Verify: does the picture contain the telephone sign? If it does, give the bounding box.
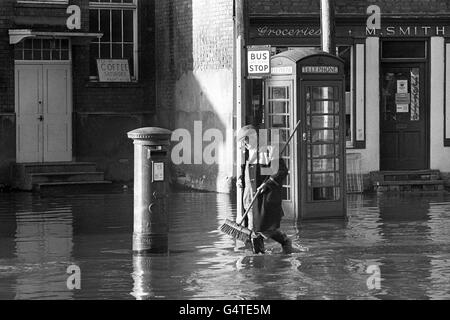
[247,45,271,78]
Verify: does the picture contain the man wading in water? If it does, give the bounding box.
[237,125,294,254]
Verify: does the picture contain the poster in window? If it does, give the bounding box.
[397,80,408,94]
[396,104,409,113]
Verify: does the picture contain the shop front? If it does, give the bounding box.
[239,15,450,220]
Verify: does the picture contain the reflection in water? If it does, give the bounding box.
[8,193,73,300]
[131,254,170,300]
[1,190,450,299]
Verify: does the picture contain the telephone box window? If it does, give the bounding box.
[306,85,342,201]
[266,83,293,201]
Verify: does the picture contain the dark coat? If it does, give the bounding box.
[239,155,288,233]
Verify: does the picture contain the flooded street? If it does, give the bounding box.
[1,189,450,300]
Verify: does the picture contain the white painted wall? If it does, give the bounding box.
[430,37,450,171]
[174,69,235,193]
[349,37,380,174]
[447,43,450,141]
[355,43,365,142]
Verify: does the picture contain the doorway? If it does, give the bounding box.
[299,81,346,218]
[15,62,73,163]
[380,63,428,170]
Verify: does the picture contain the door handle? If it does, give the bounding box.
[38,115,44,121]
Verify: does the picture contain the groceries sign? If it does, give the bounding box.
[247,45,271,78]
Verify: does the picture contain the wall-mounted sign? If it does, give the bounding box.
[271,66,293,75]
[97,59,131,82]
[152,162,165,182]
[367,26,447,37]
[250,24,449,39]
[302,66,339,74]
[254,26,321,38]
[247,45,271,78]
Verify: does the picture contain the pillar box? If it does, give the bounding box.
[127,127,172,254]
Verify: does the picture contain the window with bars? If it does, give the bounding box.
[14,39,70,61]
[89,0,137,80]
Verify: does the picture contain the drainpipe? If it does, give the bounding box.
[234,0,247,222]
[320,0,336,55]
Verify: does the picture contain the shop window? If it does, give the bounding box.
[89,0,137,80]
[14,38,70,61]
[337,46,353,146]
[382,41,426,59]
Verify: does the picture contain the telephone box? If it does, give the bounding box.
[264,49,347,221]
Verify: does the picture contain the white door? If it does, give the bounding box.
[16,63,72,163]
[15,65,43,163]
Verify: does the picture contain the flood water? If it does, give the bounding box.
[1,188,450,300]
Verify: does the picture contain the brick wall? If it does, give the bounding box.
[0,0,16,183]
[249,0,450,15]
[0,0,14,114]
[0,0,157,184]
[13,0,86,32]
[155,0,235,192]
[72,0,156,182]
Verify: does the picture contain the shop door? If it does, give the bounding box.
[380,64,427,170]
[300,82,346,218]
[16,63,72,163]
[265,80,297,218]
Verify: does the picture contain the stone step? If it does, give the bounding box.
[377,170,440,175]
[371,170,441,182]
[33,181,113,192]
[374,180,445,186]
[29,172,105,185]
[16,162,98,174]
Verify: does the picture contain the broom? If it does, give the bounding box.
[220,119,302,242]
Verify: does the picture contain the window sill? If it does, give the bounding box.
[85,80,144,89]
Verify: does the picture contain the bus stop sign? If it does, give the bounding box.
[247,45,271,78]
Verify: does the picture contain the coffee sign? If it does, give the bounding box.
[97,59,131,82]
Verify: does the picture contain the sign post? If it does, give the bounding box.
[247,45,271,78]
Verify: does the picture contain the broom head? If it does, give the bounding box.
[220,219,252,242]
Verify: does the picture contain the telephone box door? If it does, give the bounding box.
[299,81,346,219]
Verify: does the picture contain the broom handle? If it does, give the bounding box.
[238,187,263,225]
[238,119,301,226]
[280,119,301,156]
